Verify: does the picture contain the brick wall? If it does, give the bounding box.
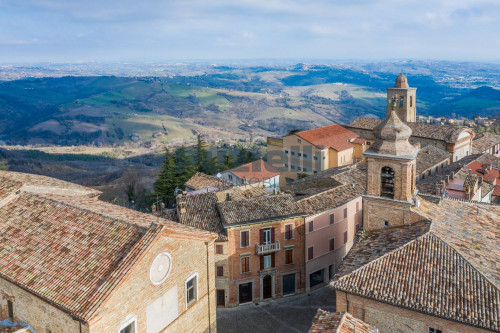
[226,217,305,307]
[336,291,491,333]
[0,278,88,333]
[214,240,229,307]
[88,231,216,333]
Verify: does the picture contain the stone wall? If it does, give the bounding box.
[363,196,414,230]
[0,278,89,333]
[88,231,216,333]
[336,291,491,333]
[214,241,230,307]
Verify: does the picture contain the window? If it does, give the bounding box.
[356,202,359,212]
[308,246,314,260]
[297,167,301,171]
[381,166,395,198]
[261,228,273,244]
[216,266,224,276]
[298,139,302,143]
[329,238,335,251]
[291,165,295,170]
[284,224,293,240]
[313,170,317,174]
[314,156,318,160]
[185,274,198,307]
[240,230,249,248]
[343,231,348,244]
[291,151,295,156]
[428,328,442,333]
[298,153,302,157]
[343,208,347,219]
[384,220,389,227]
[217,290,225,306]
[241,256,250,273]
[285,150,289,154]
[119,321,136,333]
[7,300,13,320]
[118,315,137,333]
[216,245,223,254]
[285,248,294,264]
[303,167,307,172]
[308,221,314,232]
[228,174,233,180]
[329,214,335,224]
[303,154,308,158]
[263,255,272,268]
[285,163,288,168]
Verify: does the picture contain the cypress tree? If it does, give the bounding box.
[153,148,177,206]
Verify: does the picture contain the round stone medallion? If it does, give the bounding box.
[150,252,172,285]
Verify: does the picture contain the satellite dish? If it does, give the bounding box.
[150,252,172,285]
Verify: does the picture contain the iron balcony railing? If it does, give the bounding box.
[256,241,280,255]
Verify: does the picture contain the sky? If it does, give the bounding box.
[0,0,499,63]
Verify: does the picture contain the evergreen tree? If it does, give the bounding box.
[174,146,196,187]
[194,135,207,171]
[153,148,177,206]
[236,147,248,165]
[245,151,254,163]
[223,153,233,170]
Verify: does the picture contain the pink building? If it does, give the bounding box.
[289,165,366,292]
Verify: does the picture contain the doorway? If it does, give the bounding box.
[282,274,295,295]
[263,275,272,299]
[239,282,252,304]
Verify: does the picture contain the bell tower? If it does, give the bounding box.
[363,100,419,231]
[386,73,417,122]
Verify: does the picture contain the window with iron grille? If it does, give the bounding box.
[216,266,224,276]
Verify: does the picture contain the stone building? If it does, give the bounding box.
[415,144,451,181]
[347,74,475,162]
[0,171,218,333]
[329,108,500,333]
[219,159,280,192]
[472,132,500,156]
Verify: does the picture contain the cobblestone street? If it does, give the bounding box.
[217,286,336,333]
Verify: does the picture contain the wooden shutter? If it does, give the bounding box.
[271,253,275,267]
[329,238,335,251]
[260,256,264,270]
[330,214,334,224]
[309,221,314,232]
[271,227,275,243]
[308,247,313,260]
[260,229,264,244]
[344,208,347,218]
[344,231,348,244]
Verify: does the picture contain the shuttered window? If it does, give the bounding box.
[329,214,335,224]
[216,245,223,254]
[285,224,293,240]
[329,238,335,252]
[344,208,348,218]
[216,266,224,277]
[308,246,314,260]
[240,231,249,248]
[241,256,250,273]
[308,221,314,232]
[285,248,293,264]
[344,231,348,244]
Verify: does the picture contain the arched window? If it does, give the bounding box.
[381,167,395,198]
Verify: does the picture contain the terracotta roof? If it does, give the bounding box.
[296,167,366,215]
[473,132,500,154]
[348,118,474,143]
[0,178,22,202]
[0,193,162,322]
[185,172,225,191]
[0,171,100,197]
[351,137,366,144]
[217,194,305,226]
[416,145,451,175]
[466,154,500,197]
[214,186,270,202]
[331,198,500,332]
[294,125,358,151]
[225,159,279,181]
[176,191,227,240]
[309,310,378,333]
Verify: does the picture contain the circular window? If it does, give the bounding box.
[149,252,172,285]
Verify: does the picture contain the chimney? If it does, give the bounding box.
[226,192,232,201]
[179,202,186,214]
[468,169,472,175]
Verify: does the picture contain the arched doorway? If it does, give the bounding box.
[381,167,395,198]
[263,275,272,299]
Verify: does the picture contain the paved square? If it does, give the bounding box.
[217,286,336,333]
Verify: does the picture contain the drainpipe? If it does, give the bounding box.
[205,241,212,333]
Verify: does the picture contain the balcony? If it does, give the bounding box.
[256,241,280,255]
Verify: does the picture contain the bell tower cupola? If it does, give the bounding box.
[386,73,417,122]
[363,99,419,230]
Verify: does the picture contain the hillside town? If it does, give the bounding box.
[1,75,500,333]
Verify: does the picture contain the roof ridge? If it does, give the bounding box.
[31,193,149,231]
[332,226,431,284]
